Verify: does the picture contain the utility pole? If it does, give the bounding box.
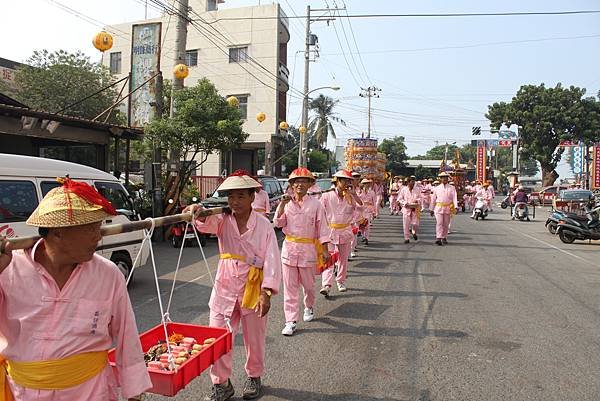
[164,0,188,218]
[359,86,381,138]
[298,5,342,167]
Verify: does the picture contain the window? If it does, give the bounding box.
[229,95,248,119]
[0,180,38,223]
[95,181,136,219]
[206,0,217,11]
[109,52,122,74]
[229,47,248,63]
[41,181,62,197]
[185,49,198,67]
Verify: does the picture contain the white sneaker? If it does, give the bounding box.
[350,252,357,258]
[319,286,331,297]
[281,322,296,336]
[303,308,314,322]
[337,282,347,292]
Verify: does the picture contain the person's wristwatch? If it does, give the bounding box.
[262,288,272,298]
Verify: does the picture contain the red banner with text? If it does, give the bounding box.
[476,143,486,182]
[593,145,600,190]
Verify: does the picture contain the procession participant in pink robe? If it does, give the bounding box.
[350,172,362,258]
[358,179,377,243]
[251,185,270,218]
[485,180,496,211]
[0,178,150,401]
[421,178,433,211]
[430,172,458,246]
[273,168,330,336]
[398,176,422,243]
[319,170,362,296]
[389,177,402,215]
[185,170,281,401]
[373,181,383,218]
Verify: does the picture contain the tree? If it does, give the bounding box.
[413,144,459,160]
[308,94,345,149]
[7,50,124,123]
[378,136,408,175]
[145,78,247,211]
[307,149,337,173]
[414,164,434,180]
[487,83,600,186]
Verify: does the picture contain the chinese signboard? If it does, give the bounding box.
[499,140,512,148]
[558,140,579,147]
[498,130,517,140]
[593,145,600,190]
[129,22,162,127]
[476,141,487,182]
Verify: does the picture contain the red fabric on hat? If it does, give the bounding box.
[60,177,117,217]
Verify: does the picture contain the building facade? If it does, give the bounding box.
[103,0,290,177]
[0,57,23,91]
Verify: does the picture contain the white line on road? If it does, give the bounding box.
[503,225,597,268]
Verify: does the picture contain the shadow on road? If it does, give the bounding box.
[265,386,426,401]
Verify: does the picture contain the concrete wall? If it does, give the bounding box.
[103,1,289,176]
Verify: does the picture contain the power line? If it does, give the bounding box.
[341,6,372,84]
[201,10,600,23]
[331,6,368,85]
[328,10,362,87]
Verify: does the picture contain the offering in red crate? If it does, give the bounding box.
[109,322,232,397]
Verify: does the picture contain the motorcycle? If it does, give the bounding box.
[170,197,208,248]
[473,196,489,220]
[513,202,530,221]
[500,194,512,209]
[555,202,600,244]
[545,209,587,234]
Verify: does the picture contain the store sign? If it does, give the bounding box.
[558,140,579,147]
[592,145,600,190]
[129,22,162,127]
[476,143,486,182]
[498,130,517,140]
[499,140,512,147]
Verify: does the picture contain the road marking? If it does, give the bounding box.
[503,225,597,267]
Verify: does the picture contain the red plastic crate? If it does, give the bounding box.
[108,322,232,397]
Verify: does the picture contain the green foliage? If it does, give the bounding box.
[414,164,434,180]
[308,94,345,149]
[307,149,337,173]
[520,158,539,177]
[377,136,408,175]
[487,83,600,185]
[10,50,124,123]
[145,78,248,194]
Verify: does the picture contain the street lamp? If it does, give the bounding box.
[298,85,341,167]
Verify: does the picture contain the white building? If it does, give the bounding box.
[102,0,290,177]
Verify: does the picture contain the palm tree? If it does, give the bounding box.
[308,94,345,149]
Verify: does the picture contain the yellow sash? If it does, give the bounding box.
[435,202,453,207]
[220,253,264,310]
[1,350,108,400]
[329,223,350,229]
[284,235,327,271]
[253,208,266,213]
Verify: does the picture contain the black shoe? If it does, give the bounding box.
[364,239,369,246]
[204,379,235,401]
[442,238,448,244]
[435,240,443,246]
[413,232,418,241]
[242,377,262,400]
[404,239,410,244]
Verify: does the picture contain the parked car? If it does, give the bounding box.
[201,175,284,219]
[278,178,289,193]
[315,178,333,192]
[531,185,569,206]
[0,154,149,283]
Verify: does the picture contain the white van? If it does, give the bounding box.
[0,154,149,282]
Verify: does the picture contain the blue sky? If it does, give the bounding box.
[2,0,599,176]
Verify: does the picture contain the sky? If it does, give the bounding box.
[2,0,599,177]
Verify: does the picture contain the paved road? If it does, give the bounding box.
[129,203,600,401]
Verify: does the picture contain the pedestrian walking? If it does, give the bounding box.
[186,170,282,401]
[357,178,377,245]
[319,170,362,296]
[430,172,458,246]
[273,168,330,336]
[251,184,270,218]
[399,176,422,243]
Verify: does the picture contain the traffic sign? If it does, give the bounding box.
[472,126,481,136]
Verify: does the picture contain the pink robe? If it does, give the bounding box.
[194,211,281,384]
[320,190,358,287]
[398,185,422,240]
[0,240,151,401]
[251,189,270,216]
[431,184,458,239]
[274,196,330,322]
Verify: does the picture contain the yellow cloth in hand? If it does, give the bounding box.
[219,253,265,310]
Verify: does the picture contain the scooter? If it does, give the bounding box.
[555,202,600,244]
[473,196,489,220]
[500,194,512,209]
[170,198,208,248]
[513,202,530,221]
[545,209,587,234]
